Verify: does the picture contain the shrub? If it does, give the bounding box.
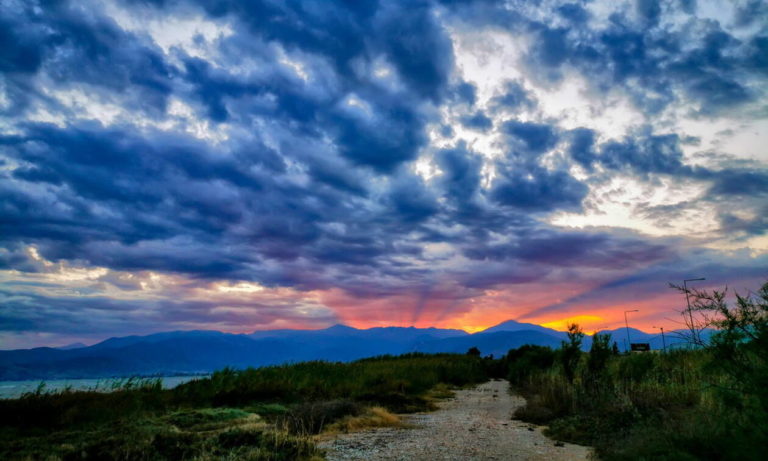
[560,323,584,383]
[280,400,362,435]
[0,353,491,460]
[587,332,612,375]
[509,278,768,461]
[506,345,556,385]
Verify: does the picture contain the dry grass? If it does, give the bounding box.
[324,406,403,434]
[426,382,456,400]
[1,354,491,460]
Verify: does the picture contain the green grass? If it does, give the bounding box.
[8,315,764,460]
[509,347,766,460]
[0,353,490,460]
[508,280,768,460]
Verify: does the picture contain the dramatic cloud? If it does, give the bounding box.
[1,0,766,348]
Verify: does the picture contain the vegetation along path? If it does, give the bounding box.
[319,379,591,461]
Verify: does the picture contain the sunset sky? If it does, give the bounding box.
[1,0,767,349]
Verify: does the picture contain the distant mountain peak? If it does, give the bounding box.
[325,324,357,331]
[483,319,560,335]
[57,342,87,350]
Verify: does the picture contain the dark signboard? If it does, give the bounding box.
[631,343,651,352]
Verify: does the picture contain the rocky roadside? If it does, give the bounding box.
[318,379,591,461]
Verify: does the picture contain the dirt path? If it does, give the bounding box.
[318,379,591,461]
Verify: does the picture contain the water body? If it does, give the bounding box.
[0,375,208,399]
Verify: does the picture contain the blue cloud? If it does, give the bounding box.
[452,81,478,106]
[491,165,587,212]
[599,132,690,176]
[460,112,493,131]
[435,143,483,202]
[567,128,597,170]
[0,0,766,344]
[464,230,669,269]
[490,80,535,112]
[708,169,768,196]
[557,3,589,24]
[503,120,559,154]
[636,0,662,26]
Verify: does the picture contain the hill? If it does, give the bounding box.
[0,321,706,379]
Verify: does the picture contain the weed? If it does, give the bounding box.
[0,353,489,460]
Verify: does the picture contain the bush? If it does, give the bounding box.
[560,323,584,383]
[280,400,362,435]
[508,279,768,461]
[0,353,491,460]
[506,345,556,385]
[587,332,612,375]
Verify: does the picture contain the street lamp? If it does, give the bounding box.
[653,325,667,353]
[624,309,639,352]
[683,278,706,344]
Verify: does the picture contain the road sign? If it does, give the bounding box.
[631,343,651,352]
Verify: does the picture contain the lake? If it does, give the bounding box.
[0,375,208,399]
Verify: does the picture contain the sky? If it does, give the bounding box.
[0,0,767,349]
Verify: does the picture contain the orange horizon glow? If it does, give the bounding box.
[315,281,694,335]
[241,317,668,335]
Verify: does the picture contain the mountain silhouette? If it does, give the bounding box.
[0,321,710,380]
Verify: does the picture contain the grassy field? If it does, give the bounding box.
[0,353,490,460]
[3,281,765,460]
[508,281,768,461]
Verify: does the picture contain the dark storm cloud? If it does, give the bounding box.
[458,263,550,290]
[598,132,692,177]
[502,120,559,154]
[707,169,768,197]
[459,111,493,131]
[0,245,41,272]
[556,3,590,24]
[435,143,483,203]
[165,1,449,173]
[0,0,766,343]
[490,168,588,212]
[1,122,309,277]
[0,118,440,290]
[442,0,767,115]
[0,0,174,117]
[567,128,597,170]
[387,173,440,224]
[718,210,768,236]
[329,99,429,172]
[463,230,669,269]
[0,288,338,336]
[377,1,455,102]
[490,133,588,213]
[452,81,478,106]
[562,127,711,179]
[489,80,535,112]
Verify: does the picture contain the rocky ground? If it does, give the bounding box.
[318,379,591,461]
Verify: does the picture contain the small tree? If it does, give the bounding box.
[506,345,556,385]
[560,323,584,383]
[670,281,713,347]
[587,332,612,375]
[466,346,481,357]
[684,281,768,411]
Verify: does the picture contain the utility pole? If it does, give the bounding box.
[653,326,667,353]
[683,278,706,345]
[624,309,639,352]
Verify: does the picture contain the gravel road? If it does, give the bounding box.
[318,379,591,461]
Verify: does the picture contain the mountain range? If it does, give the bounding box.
[0,321,703,380]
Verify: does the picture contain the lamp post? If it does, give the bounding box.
[624,309,639,352]
[653,325,667,353]
[683,278,706,345]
